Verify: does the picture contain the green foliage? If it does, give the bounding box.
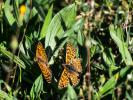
[109,24,132,65]
[30,75,43,100]
[0,44,26,69]
[61,85,77,100]
[39,5,53,40]
[0,0,133,99]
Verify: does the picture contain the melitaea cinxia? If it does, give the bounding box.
[58,43,82,89]
[35,42,52,83]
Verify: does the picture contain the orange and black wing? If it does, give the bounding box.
[69,71,80,86]
[36,42,52,83]
[66,43,76,64]
[72,58,82,73]
[58,42,81,89]
[37,62,52,83]
[36,42,48,62]
[58,68,69,89]
[66,43,82,86]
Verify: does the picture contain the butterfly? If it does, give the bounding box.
[35,42,52,83]
[58,43,82,89]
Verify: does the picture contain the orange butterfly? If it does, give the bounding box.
[35,42,52,83]
[58,43,82,89]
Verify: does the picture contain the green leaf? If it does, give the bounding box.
[4,0,15,25]
[126,92,132,100]
[48,38,67,64]
[109,24,133,65]
[39,5,53,40]
[12,0,19,26]
[99,76,116,97]
[98,66,132,97]
[102,48,118,76]
[102,49,115,66]
[30,75,43,100]
[0,90,17,100]
[77,30,84,46]
[0,45,26,69]
[0,90,10,100]
[61,84,77,100]
[45,4,76,50]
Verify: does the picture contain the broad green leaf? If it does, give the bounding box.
[4,0,15,25]
[30,75,43,100]
[0,46,26,69]
[45,4,76,50]
[109,24,132,65]
[39,5,53,40]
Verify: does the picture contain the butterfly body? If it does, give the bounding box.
[58,43,82,89]
[62,63,80,74]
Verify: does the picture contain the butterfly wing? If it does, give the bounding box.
[36,42,52,83]
[66,43,81,87]
[58,43,81,89]
[38,62,52,83]
[72,58,82,73]
[69,71,80,87]
[58,68,69,89]
[66,43,76,64]
[36,42,48,63]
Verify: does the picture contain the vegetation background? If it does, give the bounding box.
[0,0,133,99]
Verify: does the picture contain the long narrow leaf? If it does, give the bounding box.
[98,66,132,97]
[39,5,53,40]
[30,75,43,100]
[0,46,26,69]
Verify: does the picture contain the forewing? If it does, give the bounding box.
[58,69,69,89]
[69,71,80,87]
[36,42,48,62]
[38,62,52,83]
[66,43,76,64]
